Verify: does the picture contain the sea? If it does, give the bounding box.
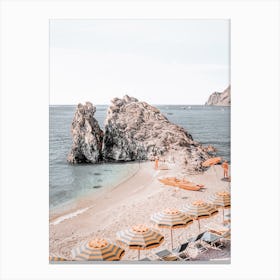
[49,105,230,211]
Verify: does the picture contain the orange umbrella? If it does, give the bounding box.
[202,157,221,167]
[202,157,222,179]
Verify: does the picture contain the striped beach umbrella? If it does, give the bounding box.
[116,224,164,260]
[182,200,219,232]
[208,191,231,223]
[72,238,125,261]
[49,255,67,262]
[151,208,193,249]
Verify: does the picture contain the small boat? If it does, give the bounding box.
[159,177,184,186]
[167,112,173,115]
[158,177,204,191]
[177,182,203,191]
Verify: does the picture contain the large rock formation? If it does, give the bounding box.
[102,95,209,171]
[205,85,231,106]
[67,102,104,164]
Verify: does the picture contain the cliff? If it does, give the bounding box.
[205,86,231,106]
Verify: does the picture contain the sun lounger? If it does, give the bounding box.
[201,231,224,249]
[187,232,208,253]
[155,249,181,261]
[172,242,191,260]
[220,231,231,242]
[188,231,206,243]
[205,222,230,236]
[224,213,231,225]
[195,242,208,254]
[222,230,231,238]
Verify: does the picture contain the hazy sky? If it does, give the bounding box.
[50,19,229,105]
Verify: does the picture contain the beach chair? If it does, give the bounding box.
[172,242,191,260]
[224,214,231,225]
[155,249,181,261]
[195,242,208,254]
[218,231,231,247]
[205,222,230,236]
[201,231,224,249]
[187,232,208,254]
[188,231,206,243]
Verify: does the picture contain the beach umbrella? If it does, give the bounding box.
[202,157,222,167]
[72,238,125,261]
[202,157,222,179]
[182,200,218,232]
[151,208,193,249]
[208,191,231,223]
[49,255,67,262]
[116,224,164,260]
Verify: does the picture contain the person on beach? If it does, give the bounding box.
[222,160,229,178]
[154,157,159,170]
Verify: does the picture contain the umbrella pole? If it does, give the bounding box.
[138,250,140,260]
[222,208,225,224]
[170,228,173,250]
[212,165,217,179]
[198,219,201,233]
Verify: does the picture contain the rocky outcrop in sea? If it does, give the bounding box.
[67,96,211,171]
[205,85,231,106]
[67,102,104,164]
[102,95,209,171]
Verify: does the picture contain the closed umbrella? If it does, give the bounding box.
[182,200,218,232]
[208,191,231,223]
[116,224,164,260]
[72,238,125,261]
[151,208,193,249]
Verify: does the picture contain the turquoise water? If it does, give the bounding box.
[49,105,230,209]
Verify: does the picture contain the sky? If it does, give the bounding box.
[50,19,230,105]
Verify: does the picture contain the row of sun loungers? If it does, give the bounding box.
[140,229,230,261]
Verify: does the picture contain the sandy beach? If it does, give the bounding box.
[49,161,230,261]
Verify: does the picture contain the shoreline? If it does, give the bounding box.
[49,161,143,221]
[49,162,230,260]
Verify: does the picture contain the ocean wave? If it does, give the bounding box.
[50,206,92,226]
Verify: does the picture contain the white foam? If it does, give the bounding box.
[50,206,92,226]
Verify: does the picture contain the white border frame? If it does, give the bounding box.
[1,1,279,279]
